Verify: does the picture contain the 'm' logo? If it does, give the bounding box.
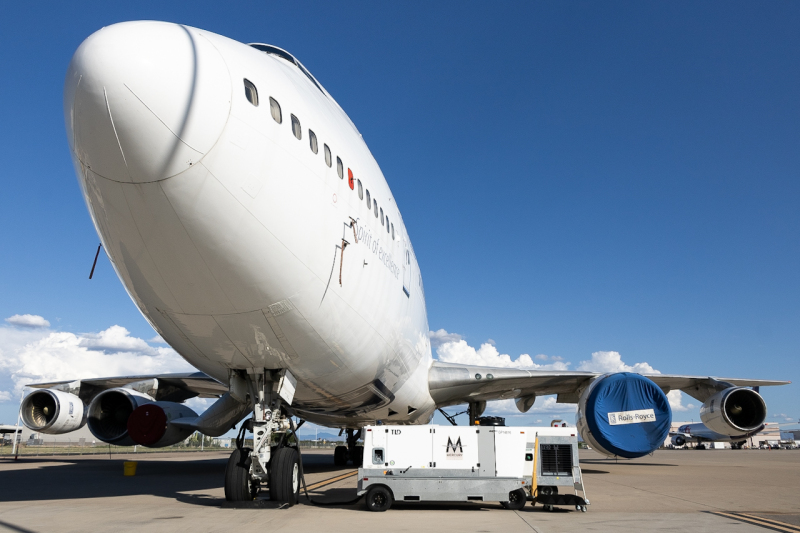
[446,437,463,453]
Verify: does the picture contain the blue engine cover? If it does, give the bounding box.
[584,373,672,458]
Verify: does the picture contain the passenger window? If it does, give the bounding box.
[357,180,363,200]
[391,223,395,240]
[269,97,282,123]
[380,208,384,226]
[337,157,343,179]
[366,189,371,208]
[386,216,390,233]
[374,199,378,218]
[243,79,258,106]
[309,130,318,154]
[291,114,302,140]
[324,144,332,167]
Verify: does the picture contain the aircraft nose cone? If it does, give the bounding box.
[65,21,231,183]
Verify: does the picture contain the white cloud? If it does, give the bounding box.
[428,329,463,348]
[0,390,11,402]
[149,335,167,344]
[577,351,659,374]
[433,334,570,371]
[5,314,50,328]
[0,323,195,401]
[667,390,695,412]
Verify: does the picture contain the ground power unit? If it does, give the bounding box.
[357,424,589,512]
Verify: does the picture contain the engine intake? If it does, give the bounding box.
[87,388,153,445]
[700,387,766,435]
[576,372,672,459]
[20,389,86,434]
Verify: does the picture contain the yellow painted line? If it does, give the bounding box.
[305,470,357,491]
[710,512,800,533]
[738,513,800,532]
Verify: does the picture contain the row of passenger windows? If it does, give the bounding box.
[243,78,396,240]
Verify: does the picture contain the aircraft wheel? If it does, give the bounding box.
[271,447,301,505]
[350,445,364,466]
[334,445,348,466]
[365,485,393,512]
[224,448,255,501]
[501,488,526,510]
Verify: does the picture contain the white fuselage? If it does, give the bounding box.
[65,21,436,427]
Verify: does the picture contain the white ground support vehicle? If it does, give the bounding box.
[357,424,588,512]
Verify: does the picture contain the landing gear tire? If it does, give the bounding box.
[271,447,301,506]
[350,445,364,466]
[500,488,526,510]
[334,445,348,466]
[224,448,255,501]
[365,485,393,512]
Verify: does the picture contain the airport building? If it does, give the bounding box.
[665,422,789,449]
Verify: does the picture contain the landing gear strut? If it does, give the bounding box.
[223,369,300,505]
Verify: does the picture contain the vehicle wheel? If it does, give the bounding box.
[271,447,301,505]
[224,448,255,501]
[501,488,526,510]
[544,504,553,512]
[350,445,364,466]
[334,445,348,466]
[365,485,393,512]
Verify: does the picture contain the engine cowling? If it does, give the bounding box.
[700,387,766,436]
[576,372,672,459]
[671,434,686,447]
[127,402,198,447]
[87,388,153,445]
[20,389,86,434]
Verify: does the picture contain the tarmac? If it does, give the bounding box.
[1,447,799,532]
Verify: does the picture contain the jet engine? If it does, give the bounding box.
[127,401,198,447]
[87,388,153,445]
[671,434,686,447]
[700,387,766,436]
[576,372,672,459]
[20,389,86,434]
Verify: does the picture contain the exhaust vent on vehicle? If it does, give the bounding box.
[540,444,573,476]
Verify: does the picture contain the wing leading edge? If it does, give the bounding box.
[428,361,790,409]
[26,372,227,404]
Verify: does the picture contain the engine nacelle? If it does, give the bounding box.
[671,434,686,447]
[700,387,766,436]
[87,388,153,445]
[576,372,672,459]
[127,402,198,448]
[20,389,86,434]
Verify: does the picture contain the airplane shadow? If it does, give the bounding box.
[0,452,341,506]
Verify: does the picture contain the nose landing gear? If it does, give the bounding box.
[223,369,302,506]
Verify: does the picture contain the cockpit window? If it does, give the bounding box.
[244,79,258,106]
[291,114,302,140]
[270,97,282,123]
[248,43,326,95]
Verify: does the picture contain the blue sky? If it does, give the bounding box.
[0,2,797,428]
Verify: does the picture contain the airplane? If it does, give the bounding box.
[18,21,790,505]
[671,420,798,449]
[670,422,761,449]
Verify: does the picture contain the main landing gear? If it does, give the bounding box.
[334,429,363,466]
[224,369,302,505]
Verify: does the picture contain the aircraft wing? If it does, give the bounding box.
[428,361,790,409]
[26,372,227,404]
